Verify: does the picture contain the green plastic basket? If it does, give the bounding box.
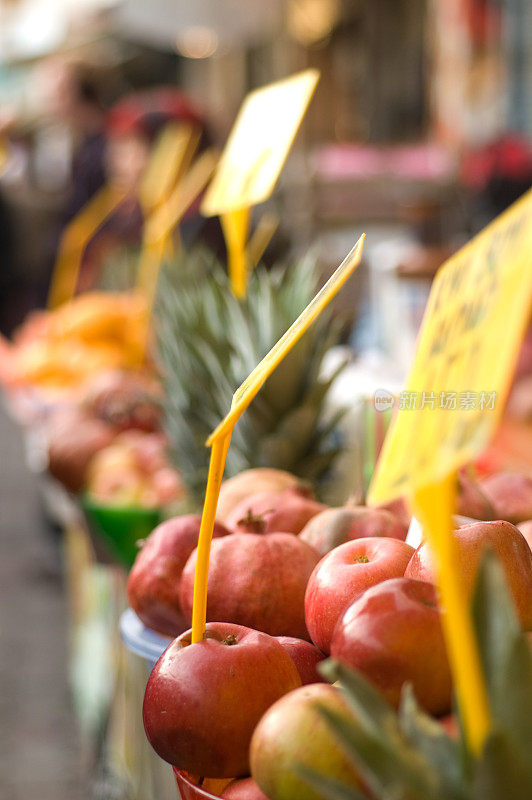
[81,495,162,569]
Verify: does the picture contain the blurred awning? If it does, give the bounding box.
[114,0,284,52]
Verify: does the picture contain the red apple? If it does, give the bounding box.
[517,520,532,551]
[127,515,231,636]
[226,488,326,535]
[143,622,301,777]
[221,777,270,799]
[331,577,452,715]
[299,505,406,557]
[305,537,415,653]
[405,520,532,629]
[480,471,532,523]
[455,469,495,520]
[372,496,411,533]
[250,683,364,800]
[180,533,320,640]
[275,636,326,684]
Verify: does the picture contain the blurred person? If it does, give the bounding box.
[76,87,223,292]
[37,58,119,304]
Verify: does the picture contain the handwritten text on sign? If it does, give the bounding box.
[369,188,532,504]
[201,69,319,216]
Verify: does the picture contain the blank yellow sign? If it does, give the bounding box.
[201,69,319,216]
[369,187,532,505]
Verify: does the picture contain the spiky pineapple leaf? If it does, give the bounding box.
[472,550,532,748]
[399,687,467,800]
[298,767,370,800]
[473,729,532,800]
[155,247,347,504]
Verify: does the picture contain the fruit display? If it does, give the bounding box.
[0,292,148,399]
[134,463,532,799]
[85,430,183,508]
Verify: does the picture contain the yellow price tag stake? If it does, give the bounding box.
[47,184,126,309]
[201,69,319,216]
[247,212,279,268]
[139,122,200,214]
[136,148,218,300]
[221,208,250,300]
[208,234,366,445]
[369,187,532,504]
[410,478,491,755]
[190,235,366,644]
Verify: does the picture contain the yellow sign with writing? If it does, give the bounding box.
[369,187,532,505]
[191,235,365,644]
[201,69,319,216]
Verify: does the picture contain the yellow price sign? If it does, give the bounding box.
[191,235,365,643]
[369,187,532,505]
[201,69,319,216]
[368,188,532,754]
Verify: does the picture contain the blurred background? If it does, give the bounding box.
[2,1,532,799]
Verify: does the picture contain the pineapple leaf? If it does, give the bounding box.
[399,687,468,800]
[297,767,370,800]
[472,550,532,747]
[474,728,532,800]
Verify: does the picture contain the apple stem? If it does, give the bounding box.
[221,634,238,646]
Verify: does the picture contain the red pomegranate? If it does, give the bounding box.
[180,532,320,639]
[127,515,231,636]
[226,487,326,535]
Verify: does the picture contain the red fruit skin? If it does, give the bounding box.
[438,714,459,739]
[331,577,452,715]
[127,515,231,636]
[275,636,326,684]
[221,777,270,800]
[455,470,495,520]
[299,506,406,557]
[405,520,532,630]
[372,496,411,534]
[226,488,326,535]
[480,472,532,523]
[180,533,320,640]
[142,622,301,777]
[304,537,415,653]
[517,520,532,551]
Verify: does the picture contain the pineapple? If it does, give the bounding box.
[304,551,532,800]
[155,248,347,506]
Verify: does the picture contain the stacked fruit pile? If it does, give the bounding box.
[0,292,148,401]
[128,466,532,799]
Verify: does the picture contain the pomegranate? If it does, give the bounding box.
[216,468,303,522]
[127,515,231,636]
[180,533,320,639]
[226,487,326,536]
